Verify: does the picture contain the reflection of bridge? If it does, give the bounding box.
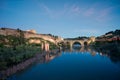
[44,51,61,63]
[63,47,97,56]
[63,36,95,49]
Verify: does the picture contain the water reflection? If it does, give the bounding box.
[0,51,61,80]
[63,47,97,56]
[93,47,120,63]
[38,46,120,65]
[62,46,120,63]
[43,52,61,63]
[6,47,120,80]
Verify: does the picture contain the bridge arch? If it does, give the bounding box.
[72,41,82,47]
[68,40,84,50]
[62,36,95,50]
[84,41,88,46]
[72,41,83,46]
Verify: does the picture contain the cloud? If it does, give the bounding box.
[84,8,94,16]
[40,3,113,22]
[40,4,53,17]
[96,7,113,22]
[40,4,67,18]
[70,4,81,15]
[42,4,51,14]
[40,3,82,18]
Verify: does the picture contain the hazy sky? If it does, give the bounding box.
[0,0,120,38]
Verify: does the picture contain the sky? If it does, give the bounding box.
[0,0,120,38]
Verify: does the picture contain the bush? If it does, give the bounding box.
[0,44,42,70]
[0,62,7,70]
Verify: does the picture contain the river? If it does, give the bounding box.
[7,47,120,80]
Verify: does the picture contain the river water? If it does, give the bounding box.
[7,47,120,80]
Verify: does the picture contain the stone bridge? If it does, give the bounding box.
[63,36,95,49]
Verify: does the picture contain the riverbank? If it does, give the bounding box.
[0,45,41,70]
[93,41,120,54]
[91,41,120,62]
[0,33,59,71]
[0,49,60,80]
[6,47,120,80]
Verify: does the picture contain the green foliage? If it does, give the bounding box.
[46,40,58,50]
[65,36,89,40]
[0,62,7,70]
[114,29,120,36]
[0,44,41,70]
[105,31,114,35]
[0,34,25,47]
[58,42,70,49]
[0,29,58,70]
[105,29,120,36]
[92,41,120,59]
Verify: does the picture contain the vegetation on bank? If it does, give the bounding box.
[91,29,120,55]
[0,33,57,70]
[0,45,41,70]
[105,29,120,36]
[91,40,120,57]
[58,42,70,50]
[65,36,89,40]
[88,29,120,62]
[90,40,120,63]
[96,29,120,39]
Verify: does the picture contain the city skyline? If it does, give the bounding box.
[0,0,120,38]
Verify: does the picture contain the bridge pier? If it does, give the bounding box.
[41,41,50,52]
[70,42,73,51]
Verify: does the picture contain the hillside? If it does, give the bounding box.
[96,29,120,41]
[0,28,63,72]
[0,28,63,44]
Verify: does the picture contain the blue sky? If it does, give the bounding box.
[0,0,120,38]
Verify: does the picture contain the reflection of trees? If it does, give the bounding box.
[62,45,120,63]
[0,52,61,79]
[97,49,120,63]
[93,42,120,63]
[73,41,120,63]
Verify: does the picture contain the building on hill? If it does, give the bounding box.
[105,33,113,37]
[26,29,36,34]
